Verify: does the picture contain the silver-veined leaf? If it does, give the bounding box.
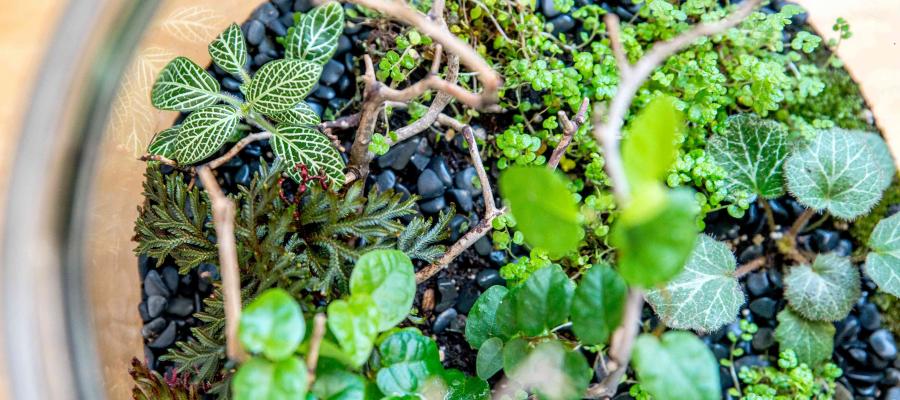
[248,59,321,115]
[784,253,860,321]
[208,23,248,79]
[271,124,345,186]
[646,234,744,332]
[151,57,221,111]
[774,308,834,366]
[859,131,896,190]
[286,2,344,65]
[269,102,321,126]
[175,105,241,164]
[866,212,900,297]
[707,114,788,198]
[147,126,180,158]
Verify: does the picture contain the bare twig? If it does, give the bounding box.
[196,166,246,362]
[306,313,327,385]
[138,154,178,166]
[734,256,767,278]
[206,131,273,170]
[547,98,589,171]
[386,53,460,145]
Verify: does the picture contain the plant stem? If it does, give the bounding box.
[759,198,777,231]
[734,256,766,278]
[306,313,327,386]
[547,98,589,171]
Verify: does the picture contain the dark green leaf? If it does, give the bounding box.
[248,59,321,114]
[499,166,581,255]
[312,360,368,400]
[475,338,504,380]
[239,288,305,360]
[501,337,530,375]
[147,126,180,158]
[327,294,380,367]
[349,250,415,331]
[175,105,241,164]
[497,265,574,337]
[376,330,443,396]
[208,23,248,78]
[632,332,720,400]
[570,264,626,344]
[232,356,308,400]
[464,285,508,348]
[269,102,321,126]
[271,124,345,186]
[151,57,221,111]
[622,96,683,186]
[774,308,835,366]
[442,369,490,400]
[286,2,345,65]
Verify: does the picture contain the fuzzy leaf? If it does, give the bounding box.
[570,264,626,345]
[175,105,241,164]
[376,330,443,396]
[232,356,308,400]
[349,250,415,331]
[646,234,744,332]
[465,285,508,349]
[475,338,504,380]
[785,129,886,219]
[147,126,180,158]
[238,288,305,361]
[271,124,345,186]
[327,294,380,367]
[860,131,895,190]
[151,57,221,111]
[286,2,344,65]
[622,96,683,187]
[269,102,321,126]
[499,166,581,255]
[208,23,248,78]
[707,114,789,198]
[866,212,900,297]
[784,253,860,321]
[496,265,574,337]
[774,308,835,366]
[248,59,321,114]
[632,332,720,400]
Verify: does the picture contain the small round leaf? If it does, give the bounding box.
[570,264,626,344]
[232,356,308,400]
[475,338,504,380]
[326,294,380,367]
[349,250,415,331]
[465,285,509,349]
[632,332,720,400]
[238,288,305,360]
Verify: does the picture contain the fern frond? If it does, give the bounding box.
[130,358,201,400]
[398,208,453,262]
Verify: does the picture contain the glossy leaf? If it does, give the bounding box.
[707,114,788,198]
[151,57,222,111]
[496,265,574,337]
[147,126,180,158]
[632,332,720,400]
[311,360,368,400]
[475,338,504,380]
[774,308,835,366]
[464,285,508,349]
[621,96,683,186]
[570,264,626,344]
[239,288,305,360]
[866,212,900,297]
[232,356,308,400]
[376,330,443,396]
[327,294,380,367]
[175,105,241,164]
[784,253,860,321]
[248,59,321,114]
[442,369,491,400]
[269,102,321,126]
[349,250,415,331]
[286,2,345,65]
[501,337,530,375]
[271,124,345,186]
[208,23,248,78]
[646,234,744,332]
[498,166,581,255]
[504,340,591,400]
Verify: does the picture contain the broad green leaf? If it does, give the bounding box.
[785,128,886,219]
[376,330,443,396]
[232,356,308,400]
[499,166,581,255]
[501,337,530,374]
[327,294,380,367]
[774,308,835,366]
[147,126,180,158]
[784,253,860,321]
[646,234,744,332]
[311,360,367,400]
[632,332,720,400]
[271,124,345,186]
[860,131,896,190]
[504,340,591,400]
[208,23,248,78]
[248,59,321,115]
[496,265,574,337]
[611,188,699,287]
[239,288,305,360]
[270,102,321,126]
[866,212,900,297]
[286,2,345,65]
[475,338,504,380]
[622,96,683,187]
[349,250,415,331]
[464,285,508,348]
[151,57,221,111]
[570,264,626,344]
[441,369,490,400]
[175,105,241,164]
[707,114,789,198]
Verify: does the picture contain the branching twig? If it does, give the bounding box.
[306,313,327,385]
[734,256,767,278]
[547,98,589,171]
[139,154,178,166]
[206,131,273,170]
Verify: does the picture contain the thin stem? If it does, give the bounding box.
[759,198,777,231]
[206,132,273,170]
[585,290,644,398]
[788,208,816,239]
[547,98,589,171]
[306,313,327,386]
[734,256,766,278]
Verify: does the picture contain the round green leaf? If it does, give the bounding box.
[785,128,886,219]
[349,250,415,331]
[376,330,443,396]
[151,57,222,111]
[175,105,241,164]
[311,359,368,400]
[498,265,574,337]
[501,337,530,375]
[475,338,504,380]
[707,114,789,198]
[272,124,346,187]
[238,288,305,361]
[327,294,380,368]
[441,369,490,400]
[147,126,180,158]
[632,332,720,400]
[464,285,508,349]
[646,234,744,332]
[866,212,900,296]
[286,2,345,65]
[570,264,626,344]
[784,253,860,321]
[208,23,248,78]
[248,59,322,114]
[774,308,835,366]
[232,356,308,400]
[504,340,591,400]
[622,96,683,186]
[499,166,581,255]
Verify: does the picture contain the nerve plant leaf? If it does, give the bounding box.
[208,23,248,79]
[774,308,835,366]
[327,294,380,367]
[247,59,322,115]
[232,356,308,400]
[570,264,626,345]
[147,126,180,158]
[707,114,788,198]
[465,285,508,349]
[238,288,305,361]
[286,2,344,65]
[270,102,321,126]
[175,105,241,164]
[646,234,744,332]
[271,124,345,186]
[632,332,720,400]
[865,212,900,297]
[349,250,415,331]
[499,166,581,255]
[151,57,222,111]
[784,253,860,321]
[785,129,887,220]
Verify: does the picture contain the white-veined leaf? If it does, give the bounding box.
[784,253,860,321]
[774,308,834,366]
[785,129,886,219]
[248,59,321,115]
[151,57,222,111]
[147,126,180,158]
[866,212,900,297]
[208,23,248,79]
[286,2,344,65]
[175,105,241,164]
[859,131,896,190]
[159,6,223,44]
[269,102,321,126]
[271,124,345,186]
[707,114,788,198]
[646,234,744,332]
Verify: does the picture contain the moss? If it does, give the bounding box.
[874,293,900,338]
[850,178,900,247]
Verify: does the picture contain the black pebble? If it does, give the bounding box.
[198,263,220,281]
[456,283,480,314]
[885,387,900,400]
[410,153,431,171]
[141,317,167,338]
[144,346,156,370]
[436,279,458,312]
[749,297,777,319]
[337,35,352,54]
[161,266,179,292]
[454,167,479,196]
[236,164,252,187]
[307,100,324,117]
[449,189,473,212]
[711,343,729,360]
[394,183,412,202]
[420,196,447,214]
[550,15,576,34]
[376,170,396,192]
[489,250,507,266]
[167,297,195,317]
[147,295,167,319]
[859,303,881,331]
[320,60,345,86]
[836,316,861,344]
[869,329,897,360]
[252,3,280,23]
[476,269,505,289]
[449,214,468,242]
[417,169,446,199]
[474,236,492,257]
[258,37,278,58]
[813,229,839,252]
[337,75,353,95]
[243,20,266,46]
[265,18,288,37]
[293,0,313,12]
[313,85,336,101]
[734,355,769,372]
[541,0,561,17]
[222,77,242,91]
[848,347,869,365]
[429,157,453,187]
[751,328,775,351]
[273,0,293,13]
[377,138,418,170]
[836,239,853,257]
[254,53,274,67]
[144,270,170,298]
[738,244,763,264]
[149,322,177,349]
[745,271,771,297]
[432,308,457,334]
[138,302,150,322]
[846,370,883,384]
